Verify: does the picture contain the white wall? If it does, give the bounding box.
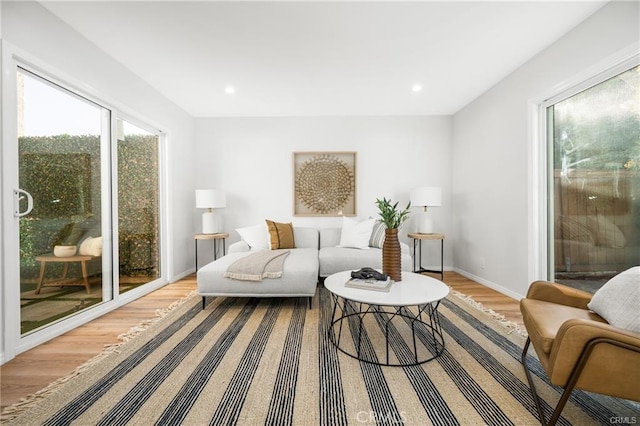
[452,1,640,299]
[195,116,453,268]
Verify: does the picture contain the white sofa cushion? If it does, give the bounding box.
[236,224,270,250]
[320,228,342,248]
[198,247,319,297]
[338,217,375,249]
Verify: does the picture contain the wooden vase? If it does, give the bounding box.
[382,228,402,282]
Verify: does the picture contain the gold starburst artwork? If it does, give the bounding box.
[293,152,356,216]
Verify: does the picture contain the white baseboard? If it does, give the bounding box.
[171,268,196,283]
[453,268,524,301]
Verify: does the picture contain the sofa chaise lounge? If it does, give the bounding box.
[197,227,320,308]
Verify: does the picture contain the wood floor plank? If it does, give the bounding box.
[1,272,522,410]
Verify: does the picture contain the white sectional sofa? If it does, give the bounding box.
[197,224,414,309]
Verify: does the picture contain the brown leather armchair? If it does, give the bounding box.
[520,280,640,425]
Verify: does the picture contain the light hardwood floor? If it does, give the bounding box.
[1,271,523,411]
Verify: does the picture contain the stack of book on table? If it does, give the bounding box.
[345,276,393,292]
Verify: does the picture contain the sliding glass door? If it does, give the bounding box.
[17,68,111,335]
[4,61,165,357]
[547,65,639,291]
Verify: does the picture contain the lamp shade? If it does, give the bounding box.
[410,187,441,207]
[196,189,226,209]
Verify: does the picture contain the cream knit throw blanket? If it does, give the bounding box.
[224,250,291,281]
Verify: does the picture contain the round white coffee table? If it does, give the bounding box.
[324,270,450,366]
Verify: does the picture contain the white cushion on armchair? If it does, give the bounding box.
[588,266,640,333]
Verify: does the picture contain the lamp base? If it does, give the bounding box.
[202,211,222,234]
[417,213,434,234]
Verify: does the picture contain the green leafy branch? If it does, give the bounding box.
[375,198,411,229]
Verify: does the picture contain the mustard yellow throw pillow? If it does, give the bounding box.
[266,220,296,249]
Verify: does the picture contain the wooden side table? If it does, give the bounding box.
[408,233,445,281]
[35,254,95,294]
[194,233,229,270]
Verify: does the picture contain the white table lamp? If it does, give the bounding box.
[196,189,226,234]
[410,187,441,234]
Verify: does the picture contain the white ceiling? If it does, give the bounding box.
[42,1,607,117]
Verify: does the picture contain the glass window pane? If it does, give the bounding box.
[18,68,110,335]
[549,65,640,292]
[117,119,161,291]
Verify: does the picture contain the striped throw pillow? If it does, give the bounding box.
[369,220,386,248]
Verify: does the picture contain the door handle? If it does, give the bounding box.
[14,189,33,217]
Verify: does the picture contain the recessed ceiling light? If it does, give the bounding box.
[411,84,422,93]
[225,86,235,94]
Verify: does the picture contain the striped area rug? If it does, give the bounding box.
[3,286,638,425]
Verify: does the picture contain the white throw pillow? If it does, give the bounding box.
[338,217,375,249]
[79,236,102,257]
[236,224,270,250]
[588,266,640,333]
